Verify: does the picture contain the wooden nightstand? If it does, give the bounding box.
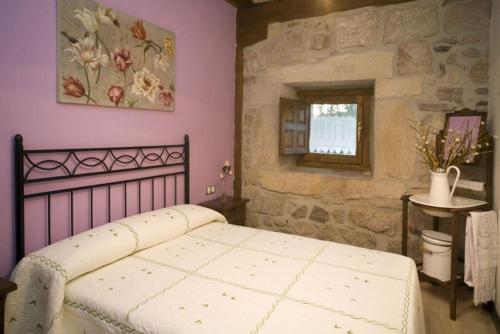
[199,196,249,226]
[1,277,16,334]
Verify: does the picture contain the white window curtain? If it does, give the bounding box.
[309,115,357,155]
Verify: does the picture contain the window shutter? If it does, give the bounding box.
[279,98,310,155]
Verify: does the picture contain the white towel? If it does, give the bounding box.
[464,210,498,305]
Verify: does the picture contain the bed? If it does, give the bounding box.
[5,135,425,334]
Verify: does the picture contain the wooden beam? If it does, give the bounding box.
[225,0,255,8]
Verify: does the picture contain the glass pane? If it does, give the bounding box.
[309,104,357,156]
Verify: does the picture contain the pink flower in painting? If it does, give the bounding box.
[159,88,174,107]
[112,48,133,72]
[131,20,147,41]
[107,85,124,106]
[63,76,85,98]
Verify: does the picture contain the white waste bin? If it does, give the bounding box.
[421,230,452,281]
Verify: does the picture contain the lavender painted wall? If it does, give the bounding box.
[0,0,236,277]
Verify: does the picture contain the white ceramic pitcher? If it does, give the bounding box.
[429,166,461,207]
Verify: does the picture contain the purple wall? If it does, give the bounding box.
[0,0,236,277]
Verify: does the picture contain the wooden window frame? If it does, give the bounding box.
[279,88,372,172]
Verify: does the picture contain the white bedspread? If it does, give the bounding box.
[5,204,424,334]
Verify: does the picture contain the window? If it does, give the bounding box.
[279,88,372,171]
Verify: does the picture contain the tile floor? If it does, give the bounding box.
[420,281,498,333]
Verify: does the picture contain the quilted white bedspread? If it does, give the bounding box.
[5,204,424,334]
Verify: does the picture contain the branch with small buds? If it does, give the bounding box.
[219,160,233,180]
[411,121,491,172]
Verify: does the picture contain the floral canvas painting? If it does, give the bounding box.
[57,0,175,111]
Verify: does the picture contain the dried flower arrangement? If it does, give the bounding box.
[219,161,232,203]
[411,121,490,173]
[219,161,233,180]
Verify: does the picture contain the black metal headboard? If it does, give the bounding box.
[14,134,190,261]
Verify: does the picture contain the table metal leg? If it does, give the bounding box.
[449,211,459,320]
[402,196,409,256]
[433,216,439,231]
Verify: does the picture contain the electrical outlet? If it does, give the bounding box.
[206,185,216,195]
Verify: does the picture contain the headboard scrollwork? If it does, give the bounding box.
[14,134,190,261]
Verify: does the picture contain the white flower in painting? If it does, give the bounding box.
[96,5,118,26]
[131,68,161,103]
[154,54,169,72]
[74,7,98,33]
[65,36,108,70]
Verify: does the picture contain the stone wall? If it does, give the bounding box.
[241,0,492,258]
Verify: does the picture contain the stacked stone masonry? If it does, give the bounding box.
[241,0,491,260]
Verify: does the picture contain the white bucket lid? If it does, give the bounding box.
[422,230,452,246]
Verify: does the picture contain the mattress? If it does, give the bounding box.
[5,205,425,334]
